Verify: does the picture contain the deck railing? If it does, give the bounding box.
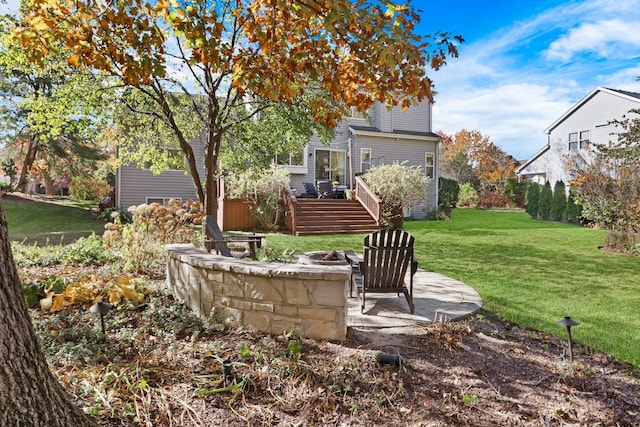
[355,176,381,225]
[281,184,298,233]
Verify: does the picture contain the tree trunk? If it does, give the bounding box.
[43,171,55,196]
[16,139,39,192]
[0,202,98,426]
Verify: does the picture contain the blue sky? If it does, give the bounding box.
[417,0,640,159]
[3,0,639,160]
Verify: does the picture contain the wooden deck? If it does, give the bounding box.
[290,198,380,236]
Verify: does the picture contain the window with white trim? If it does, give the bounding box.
[425,153,435,179]
[568,131,589,151]
[146,197,181,206]
[360,148,371,173]
[275,149,304,167]
[343,106,368,119]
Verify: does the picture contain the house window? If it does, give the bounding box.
[360,148,371,173]
[568,131,589,151]
[343,106,368,119]
[146,197,181,206]
[275,149,304,167]
[425,153,435,179]
[579,131,590,149]
[315,149,346,185]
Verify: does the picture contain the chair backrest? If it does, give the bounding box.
[316,180,333,196]
[364,228,414,249]
[361,229,415,290]
[361,245,413,290]
[303,182,318,197]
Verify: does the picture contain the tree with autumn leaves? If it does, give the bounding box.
[16,0,462,218]
[439,129,519,194]
[2,1,463,424]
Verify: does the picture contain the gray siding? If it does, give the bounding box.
[391,103,431,133]
[117,134,206,208]
[118,100,440,217]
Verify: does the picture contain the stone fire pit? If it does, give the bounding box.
[297,250,349,266]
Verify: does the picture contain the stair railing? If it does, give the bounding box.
[355,176,381,225]
[281,184,298,233]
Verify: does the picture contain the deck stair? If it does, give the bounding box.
[292,198,379,236]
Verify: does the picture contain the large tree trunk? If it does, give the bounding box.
[0,201,98,426]
[16,139,39,192]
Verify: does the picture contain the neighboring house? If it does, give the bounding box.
[117,100,440,217]
[517,87,640,188]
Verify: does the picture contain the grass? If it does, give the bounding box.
[2,197,106,244]
[265,209,640,367]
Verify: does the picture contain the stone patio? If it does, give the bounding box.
[347,269,483,331]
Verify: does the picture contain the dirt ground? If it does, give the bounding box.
[7,192,640,426]
[27,285,640,427]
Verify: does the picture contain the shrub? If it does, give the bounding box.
[550,181,567,221]
[438,178,459,212]
[12,234,116,267]
[363,162,429,227]
[525,183,540,218]
[564,191,582,224]
[538,182,553,220]
[457,183,478,207]
[69,177,111,201]
[224,164,290,231]
[103,199,203,273]
[476,193,510,209]
[505,179,527,208]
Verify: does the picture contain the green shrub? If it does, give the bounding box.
[98,206,133,224]
[12,234,115,267]
[564,191,582,224]
[538,182,553,220]
[438,178,459,212]
[550,181,567,221]
[525,182,540,218]
[457,183,478,207]
[70,177,111,201]
[363,162,429,227]
[225,164,290,231]
[505,179,527,208]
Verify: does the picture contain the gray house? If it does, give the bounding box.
[517,87,640,188]
[117,100,440,217]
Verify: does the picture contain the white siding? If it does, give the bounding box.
[519,88,640,188]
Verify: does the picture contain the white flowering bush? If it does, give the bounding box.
[363,162,430,227]
[103,199,203,273]
[224,164,290,231]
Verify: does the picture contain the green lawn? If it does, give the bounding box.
[265,209,640,366]
[2,197,106,244]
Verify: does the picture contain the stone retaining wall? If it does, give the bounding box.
[165,244,350,340]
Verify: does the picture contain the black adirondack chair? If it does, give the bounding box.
[356,229,418,314]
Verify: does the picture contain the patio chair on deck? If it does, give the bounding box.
[299,182,319,198]
[355,229,418,314]
[316,180,335,199]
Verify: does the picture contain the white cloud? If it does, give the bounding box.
[434,84,572,159]
[431,0,640,160]
[545,20,640,61]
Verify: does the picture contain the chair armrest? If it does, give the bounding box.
[411,257,419,275]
